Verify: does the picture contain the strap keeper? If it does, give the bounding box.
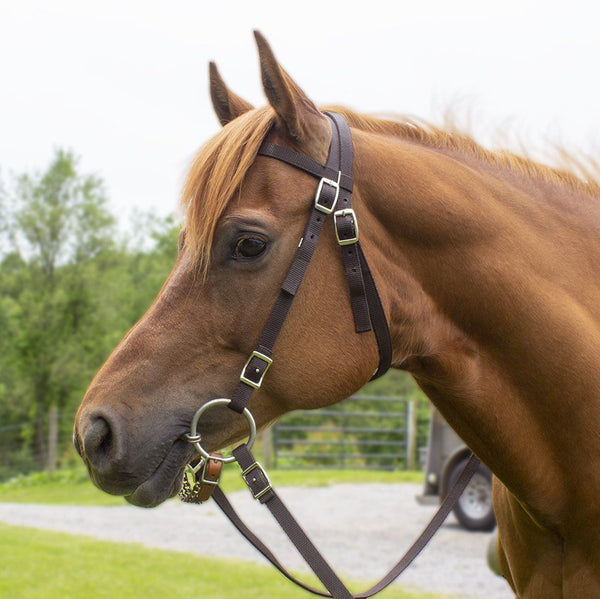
[334,209,359,245]
[314,175,340,214]
[240,351,273,389]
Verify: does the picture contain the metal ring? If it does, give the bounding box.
[187,398,256,464]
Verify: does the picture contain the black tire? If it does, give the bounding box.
[448,459,496,531]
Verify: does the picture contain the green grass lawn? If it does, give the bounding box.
[0,522,449,599]
[0,468,441,598]
[0,466,423,506]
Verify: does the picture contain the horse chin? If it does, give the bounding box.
[124,440,193,508]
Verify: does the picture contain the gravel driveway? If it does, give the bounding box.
[0,482,513,598]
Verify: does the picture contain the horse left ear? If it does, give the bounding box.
[254,31,330,159]
[209,61,254,126]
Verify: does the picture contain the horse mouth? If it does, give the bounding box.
[124,439,195,508]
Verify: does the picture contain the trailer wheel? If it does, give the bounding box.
[449,459,496,531]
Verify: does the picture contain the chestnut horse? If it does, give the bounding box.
[74,32,600,598]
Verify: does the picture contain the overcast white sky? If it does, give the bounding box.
[2,0,599,226]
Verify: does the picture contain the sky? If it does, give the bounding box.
[1,0,599,227]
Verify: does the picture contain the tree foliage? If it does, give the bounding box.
[0,150,178,477]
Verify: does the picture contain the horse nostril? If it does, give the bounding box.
[81,415,114,468]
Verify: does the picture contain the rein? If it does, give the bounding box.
[180,113,480,598]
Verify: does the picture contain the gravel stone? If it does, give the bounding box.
[0,482,513,598]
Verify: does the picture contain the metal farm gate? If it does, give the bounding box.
[272,395,414,470]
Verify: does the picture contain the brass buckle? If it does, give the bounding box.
[314,174,340,214]
[240,351,273,390]
[334,208,359,245]
[241,461,273,500]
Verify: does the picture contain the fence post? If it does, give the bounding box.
[406,400,418,470]
[261,426,273,469]
[340,402,346,470]
[47,404,58,473]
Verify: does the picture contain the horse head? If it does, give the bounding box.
[74,30,600,598]
[74,32,382,507]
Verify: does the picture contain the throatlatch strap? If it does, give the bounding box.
[326,112,372,334]
[358,244,392,380]
[326,112,391,378]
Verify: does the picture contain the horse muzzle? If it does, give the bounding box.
[74,406,195,506]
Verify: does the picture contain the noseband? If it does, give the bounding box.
[181,113,480,599]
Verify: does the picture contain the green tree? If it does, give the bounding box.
[0,174,8,256]
[3,149,116,470]
[121,210,179,322]
[0,150,181,478]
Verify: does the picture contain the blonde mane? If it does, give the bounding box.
[181,106,277,275]
[182,105,599,276]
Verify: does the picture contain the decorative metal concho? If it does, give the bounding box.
[179,460,206,503]
[179,455,223,503]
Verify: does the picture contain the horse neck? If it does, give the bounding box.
[353,128,600,518]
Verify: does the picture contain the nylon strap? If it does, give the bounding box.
[326,113,391,378]
[233,444,353,598]
[327,112,372,334]
[358,244,392,379]
[257,144,353,192]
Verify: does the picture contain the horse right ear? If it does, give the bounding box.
[209,62,254,126]
[254,31,330,161]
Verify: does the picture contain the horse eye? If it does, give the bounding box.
[233,237,267,259]
[177,229,186,252]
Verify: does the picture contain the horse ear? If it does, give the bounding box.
[254,31,330,157]
[209,62,254,126]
